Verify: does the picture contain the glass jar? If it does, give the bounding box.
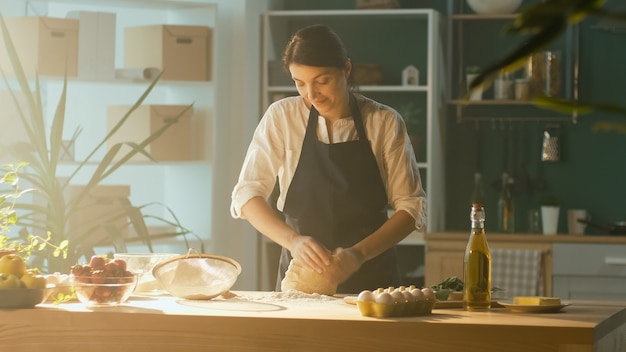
[526,51,562,98]
[494,70,513,100]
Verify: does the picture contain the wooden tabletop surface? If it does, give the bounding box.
[2,292,625,352]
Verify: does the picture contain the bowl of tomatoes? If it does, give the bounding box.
[70,255,137,306]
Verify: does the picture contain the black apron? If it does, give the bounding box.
[278,95,400,294]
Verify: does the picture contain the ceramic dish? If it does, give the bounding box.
[0,287,49,308]
[497,301,570,313]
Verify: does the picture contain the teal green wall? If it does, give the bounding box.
[281,0,626,235]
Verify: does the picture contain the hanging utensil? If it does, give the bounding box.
[491,120,509,191]
[532,125,548,193]
[507,122,515,175]
[541,124,560,162]
[513,127,531,194]
[577,219,626,235]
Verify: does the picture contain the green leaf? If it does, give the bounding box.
[49,75,68,173]
[592,122,626,134]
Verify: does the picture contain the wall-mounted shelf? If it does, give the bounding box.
[267,85,430,93]
[447,0,580,125]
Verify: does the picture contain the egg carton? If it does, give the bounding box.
[356,298,436,318]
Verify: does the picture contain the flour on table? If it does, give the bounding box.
[231,290,337,304]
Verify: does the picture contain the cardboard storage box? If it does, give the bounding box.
[124,24,212,81]
[106,104,195,161]
[0,16,78,77]
[66,11,116,79]
[68,185,131,248]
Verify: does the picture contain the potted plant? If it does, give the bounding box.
[0,163,68,262]
[0,16,202,272]
[539,194,560,235]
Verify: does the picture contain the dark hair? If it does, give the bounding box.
[282,24,348,70]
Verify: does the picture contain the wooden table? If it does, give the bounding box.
[2,292,625,352]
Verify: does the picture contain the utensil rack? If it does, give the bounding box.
[460,116,574,124]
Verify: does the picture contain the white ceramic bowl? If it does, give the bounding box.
[466,0,522,14]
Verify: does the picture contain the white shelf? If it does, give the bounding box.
[262,8,444,231]
[29,0,212,10]
[399,231,425,246]
[259,8,445,290]
[0,0,216,249]
[266,9,436,19]
[1,75,213,88]
[267,85,429,93]
[452,13,516,20]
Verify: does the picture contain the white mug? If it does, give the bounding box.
[568,209,588,235]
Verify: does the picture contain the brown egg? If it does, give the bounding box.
[403,290,416,303]
[421,287,436,300]
[391,290,406,304]
[411,288,425,301]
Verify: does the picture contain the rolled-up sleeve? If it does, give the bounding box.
[372,107,427,231]
[230,106,285,219]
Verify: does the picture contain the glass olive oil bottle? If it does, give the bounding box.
[463,203,491,311]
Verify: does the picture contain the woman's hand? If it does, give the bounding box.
[326,246,365,285]
[289,235,332,274]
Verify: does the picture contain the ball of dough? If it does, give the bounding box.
[280,259,337,296]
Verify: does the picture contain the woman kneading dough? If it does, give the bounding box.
[230,24,426,294]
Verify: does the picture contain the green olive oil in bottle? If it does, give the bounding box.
[463,203,491,311]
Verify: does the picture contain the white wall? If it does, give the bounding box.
[0,0,280,289]
[209,0,280,290]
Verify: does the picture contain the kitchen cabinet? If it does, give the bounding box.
[258,9,445,290]
[553,243,626,301]
[426,232,626,300]
[424,232,553,296]
[446,0,579,124]
[0,0,215,251]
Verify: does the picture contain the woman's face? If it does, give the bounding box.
[289,61,351,119]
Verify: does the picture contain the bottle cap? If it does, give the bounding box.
[471,204,485,222]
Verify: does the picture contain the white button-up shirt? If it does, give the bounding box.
[231,94,426,230]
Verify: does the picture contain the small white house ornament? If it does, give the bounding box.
[402,65,419,86]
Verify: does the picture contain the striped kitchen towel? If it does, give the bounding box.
[491,248,544,299]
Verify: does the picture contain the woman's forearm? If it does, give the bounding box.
[352,210,417,262]
[241,196,332,272]
[240,196,299,250]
